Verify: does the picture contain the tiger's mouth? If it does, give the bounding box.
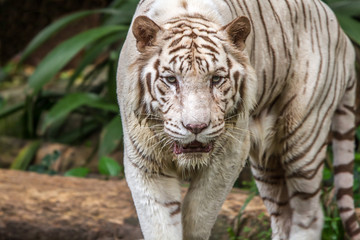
[173,141,213,154]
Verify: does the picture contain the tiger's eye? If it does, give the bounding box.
[212,75,222,84]
[165,76,177,83]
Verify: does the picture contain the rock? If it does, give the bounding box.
[34,142,94,172]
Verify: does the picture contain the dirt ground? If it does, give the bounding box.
[0,169,268,240]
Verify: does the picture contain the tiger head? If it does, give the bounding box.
[131,14,257,169]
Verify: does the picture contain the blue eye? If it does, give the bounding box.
[165,76,177,83]
[212,75,222,84]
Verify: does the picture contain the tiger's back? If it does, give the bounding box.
[234,1,359,239]
[117,0,359,239]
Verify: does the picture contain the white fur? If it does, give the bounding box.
[117,0,358,239]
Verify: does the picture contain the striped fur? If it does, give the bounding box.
[116,0,359,239]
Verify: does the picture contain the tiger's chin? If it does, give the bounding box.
[175,152,211,171]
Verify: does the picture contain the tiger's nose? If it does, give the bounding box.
[185,123,208,134]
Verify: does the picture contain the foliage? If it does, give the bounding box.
[228,210,271,240]
[98,156,123,177]
[28,150,60,175]
[98,117,123,158]
[228,180,271,240]
[323,0,360,45]
[64,155,123,178]
[27,151,123,178]
[10,141,41,170]
[0,0,138,171]
[322,187,346,240]
[64,167,90,178]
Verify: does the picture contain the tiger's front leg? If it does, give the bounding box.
[182,135,251,240]
[123,146,183,240]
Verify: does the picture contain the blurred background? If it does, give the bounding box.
[0,0,359,239]
[0,0,139,176]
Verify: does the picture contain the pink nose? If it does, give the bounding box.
[185,123,208,134]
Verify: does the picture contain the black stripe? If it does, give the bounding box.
[242,1,256,62]
[298,216,318,229]
[336,187,353,200]
[253,175,284,185]
[333,127,355,141]
[223,0,235,18]
[284,0,295,30]
[291,185,321,200]
[301,0,308,31]
[262,197,289,206]
[287,159,324,179]
[345,213,360,237]
[334,161,354,174]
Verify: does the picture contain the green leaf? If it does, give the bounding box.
[323,167,332,180]
[236,191,256,221]
[331,219,340,234]
[41,150,60,167]
[66,32,123,90]
[106,51,119,103]
[98,116,123,158]
[108,0,126,8]
[27,25,128,95]
[98,156,122,177]
[356,126,360,141]
[353,177,360,191]
[0,102,25,119]
[55,121,100,144]
[103,0,138,25]
[64,167,90,178]
[0,97,5,110]
[329,1,360,17]
[42,93,97,132]
[355,153,360,162]
[41,93,117,133]
[27,151,60,175]
[21,8,121,62]
[227,227,236,238]
[0,68,6,82]
[10,141,41,170]
[243,226,252,233]
[336,14,360,46]
[87,101,119,112]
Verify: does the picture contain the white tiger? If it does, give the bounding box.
[116,0,360,239]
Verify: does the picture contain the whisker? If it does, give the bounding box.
[145,131,165,144]
[224,131,243,145]
[148,124,164,129]
[225,125,254,137]
[137,114,164,121]
[214,135,227,155]
[159,138,174,155]
[148,135,169,152]
[225,113,243,121]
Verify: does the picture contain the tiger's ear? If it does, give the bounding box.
[132,16,161,52]
[223,16,251,51]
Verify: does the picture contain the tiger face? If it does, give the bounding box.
[132,15,257,169]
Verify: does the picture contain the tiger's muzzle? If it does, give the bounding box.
[173,141,213,154]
